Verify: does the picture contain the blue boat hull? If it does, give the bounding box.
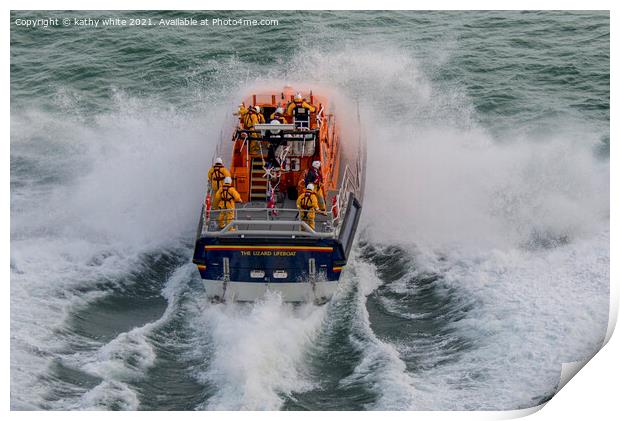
[192,196,362,303]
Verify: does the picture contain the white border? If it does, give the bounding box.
[4,1,617,420]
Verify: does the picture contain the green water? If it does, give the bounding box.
[11,10,609,410]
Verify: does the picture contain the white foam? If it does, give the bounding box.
[191,293,327,410]
[11,41,609,411]
[10,91,219,407]
[62,263,194,409]
[79,380,140,411]
[336,254,426,410]
[279,45,609,410]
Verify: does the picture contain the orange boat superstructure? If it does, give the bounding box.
[229,89,340,202]
[192,86,365,303]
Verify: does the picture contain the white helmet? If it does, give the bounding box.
[270,119,281,133]
[215,157,223,165]
[276,107,284,114]
[312,160,321,169]
[295,93,303,100]
[223,176,232,185]
[254,105,261,113]
[306,183,315,191]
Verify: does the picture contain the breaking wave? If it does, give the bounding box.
[11,13,609,410]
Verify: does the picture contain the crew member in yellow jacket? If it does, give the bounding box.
[296,183,321,231]
[213,177,243,230]
[241,105,266,152]
[207,157,231,193]
[286,93,316,116]
[270,107,287,123]
[242,105,266,129]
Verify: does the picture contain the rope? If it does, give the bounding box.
[316,105,324,128]
[258,138,266,168]
[278,144,291,169]
[239,132,249,168]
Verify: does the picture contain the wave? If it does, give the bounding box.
[189,293,327,410]
[11,37,609,410]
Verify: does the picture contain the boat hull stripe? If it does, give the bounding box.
[204,245,333,252]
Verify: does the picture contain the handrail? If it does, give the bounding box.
[209,207,302,214]
[200,206,336,238]
[204,228,333,239]
[202,219,335,239]
[234,128,319,142]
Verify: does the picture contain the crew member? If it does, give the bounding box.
[213,177,243,230]
[296,183,320,231]
[304,160,326,211]
[286,93,316,116]
[207,157,231,193]
[266,107,288,168]
[270,107,287,123]
[255,106,266,123]
[244,106,266,153]
[266,119,283,168]
[243,105,266,130]
[236,103,249,128]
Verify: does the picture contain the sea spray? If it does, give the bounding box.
[193,293,326,410]
[11,11,609,410]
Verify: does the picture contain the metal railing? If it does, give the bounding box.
[198,156,359,240]
[234,128,319,143]
[200,206,337,239]
[330,163,361,229]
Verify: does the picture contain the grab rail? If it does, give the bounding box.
[204,220,334,239]
[234,128,319,142]
[200,206,336,238]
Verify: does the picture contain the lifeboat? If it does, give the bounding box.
[192,86,365,303]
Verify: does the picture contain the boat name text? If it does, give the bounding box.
[240,251,297,256]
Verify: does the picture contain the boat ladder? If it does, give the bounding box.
[249,157,268,200]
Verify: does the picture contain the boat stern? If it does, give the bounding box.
[193,239,347,303]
